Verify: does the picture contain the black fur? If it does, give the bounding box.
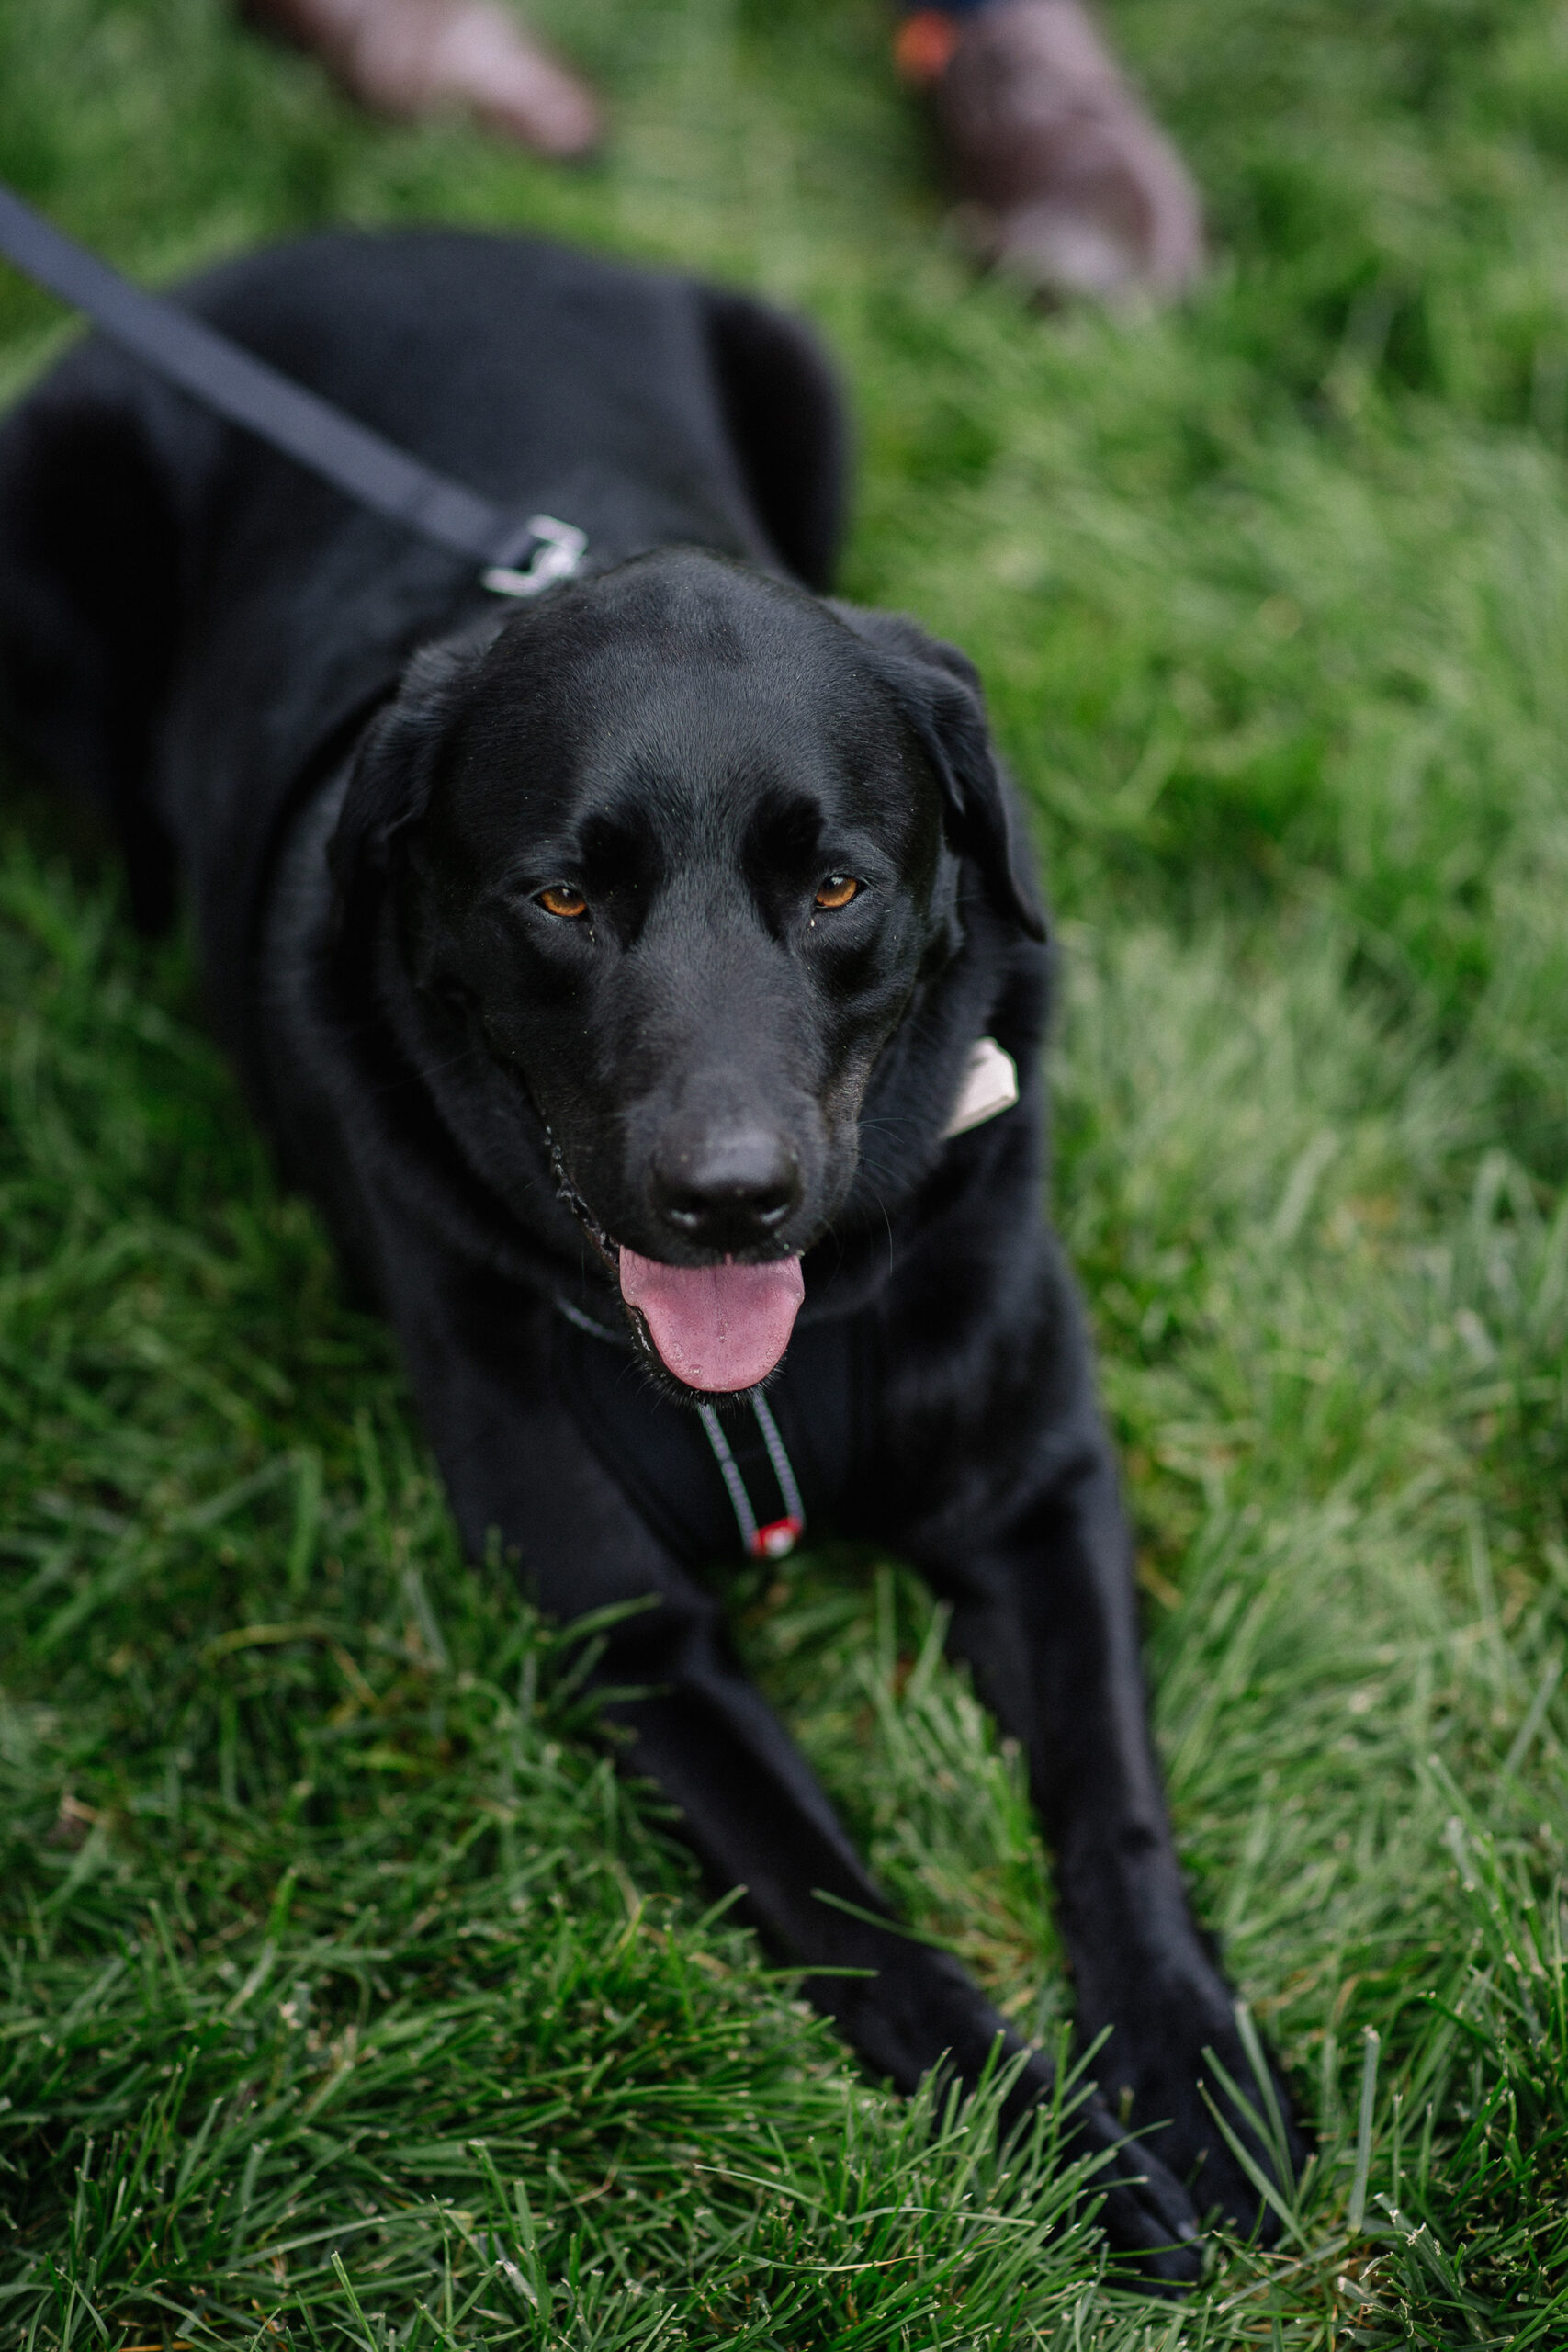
[0,228,1303,2284]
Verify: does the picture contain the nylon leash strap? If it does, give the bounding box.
[0,181,585,598]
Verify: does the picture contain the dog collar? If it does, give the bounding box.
[554,1295,808,1558]
[697,1394,807,1560]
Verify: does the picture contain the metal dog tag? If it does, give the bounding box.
[942,1036,1019,1138]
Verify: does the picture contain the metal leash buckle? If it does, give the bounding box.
[482,514,588,600]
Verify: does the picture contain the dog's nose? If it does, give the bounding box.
[650,1125,802,1251]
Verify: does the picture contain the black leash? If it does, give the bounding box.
[0,181,586,599]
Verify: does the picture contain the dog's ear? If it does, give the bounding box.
[328,633,489,906]
[700,287,848,592]
[829,604,1046,942]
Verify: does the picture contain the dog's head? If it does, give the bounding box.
[332,548,1042,1395]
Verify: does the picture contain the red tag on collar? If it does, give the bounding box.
[750,1516,804,1561]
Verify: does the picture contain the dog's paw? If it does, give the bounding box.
[1066,2095,1204,2293]
[1185,2005,1309,2242]
[1087,1982,1309,2244]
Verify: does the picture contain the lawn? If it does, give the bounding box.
[2,0,1567,2342]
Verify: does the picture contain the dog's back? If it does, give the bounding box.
[0,230,845,1073]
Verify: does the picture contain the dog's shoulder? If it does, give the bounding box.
[163,230,847,590]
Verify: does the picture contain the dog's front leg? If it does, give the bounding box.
[379,1253,1201,2282]
[909,1386,1306,2235]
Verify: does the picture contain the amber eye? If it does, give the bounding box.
[814,874,861,910]
[537,884,589,920]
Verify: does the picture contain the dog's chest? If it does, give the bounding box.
[551,1306,877,1567]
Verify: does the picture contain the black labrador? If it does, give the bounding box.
[0,230,1301,2282]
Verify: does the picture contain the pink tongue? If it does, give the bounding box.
[618,1250,805,1392]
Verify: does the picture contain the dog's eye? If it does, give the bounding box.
[814,875,861,910]
[536,885,589,920]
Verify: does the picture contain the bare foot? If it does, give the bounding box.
[897,0,1203,305]
[246,0,602,157]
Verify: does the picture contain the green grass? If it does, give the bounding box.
[3,0,1568,2339]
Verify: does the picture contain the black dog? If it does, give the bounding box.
[0,230,1300,2281]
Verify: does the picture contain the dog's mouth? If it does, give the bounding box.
[617,1248,805,1393]
[545,1125,806,1393]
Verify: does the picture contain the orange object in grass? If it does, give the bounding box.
[894,8,961,85]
